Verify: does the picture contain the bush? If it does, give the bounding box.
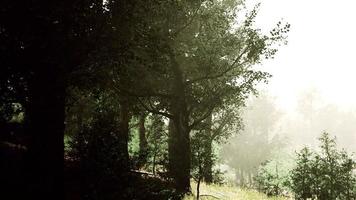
[254,158,292,197]
[68,110,128,199]
[290,132,356,200]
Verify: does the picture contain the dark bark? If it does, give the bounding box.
[196,148,202,200]
[203,115,213,184]
[138,113,148,168]
[168,119,175,174]
[204,140,213,184]
[168,117,191,193]
[196,175,201,200]
[152,152,157,175]
[169,116,190,193]
[167,48,191,193]
[25,69,65,200]
[119,99,130,174]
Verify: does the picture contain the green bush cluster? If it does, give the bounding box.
[254,158,292,197]
[69,110,127,199]
[290,132,356,200]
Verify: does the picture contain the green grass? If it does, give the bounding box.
[184,182,292,200]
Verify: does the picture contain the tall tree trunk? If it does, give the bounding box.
[152,151,157,175]
[196,173,201,200]
[168,117,191,193]
[138,113,148,168]
[119,99,130,174]
[203,114,213,184]
[168,47,191,193]
[26,69,65,200]
[204,140,213,184]
[168,119,175,174]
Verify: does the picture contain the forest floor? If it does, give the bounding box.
[183,182,292,200]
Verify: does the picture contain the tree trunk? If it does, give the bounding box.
[119,99,130,174]
[197,149,202,200]
[196,175,201,200]
[168,119,175,174]
[138,113,148,168]
[204,140,213,184]
[152,151,157,175]
[203,115,213,184]
[168,117,191,193]
[168,47,191,193]
[26,69,65,200]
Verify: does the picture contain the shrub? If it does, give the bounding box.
[290,132,356,200]
[68,110,127,199]
[255,158,292,197]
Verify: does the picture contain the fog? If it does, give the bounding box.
[241,0,356,149]
[2,0,355,198]
[246,0,356,109]
[219,1,356,187]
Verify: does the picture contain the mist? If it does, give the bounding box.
[244,0,356,149]
[218,0,356,195]
[1,0,355,199]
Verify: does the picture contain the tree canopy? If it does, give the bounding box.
[0,0,290,199]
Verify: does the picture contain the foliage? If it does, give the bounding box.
[191,129,216,182]
[129,114,169,175]
[68,105,126,199]
[290,132,356,200]
[145,115,169,175]
[0,0,290,197]
[107,0,289,192]
[254,152,294,197]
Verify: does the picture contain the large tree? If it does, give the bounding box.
[112,1,289,192]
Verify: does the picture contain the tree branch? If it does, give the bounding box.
[199,194,220,199]
[211,112,234,140]
[136,97,173,119]
[110,78,173,99]
[189,105,215,130]
[171,4,201,37]
[186,46,250,85]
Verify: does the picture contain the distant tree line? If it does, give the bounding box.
[221,92,285,187]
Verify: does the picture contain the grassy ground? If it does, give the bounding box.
[183,182,292,200]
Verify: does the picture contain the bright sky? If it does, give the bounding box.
[245,0,356,111]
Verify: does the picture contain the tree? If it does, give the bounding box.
[138,113,149,168]
[146,114,168,176]
[290,147,315,199]
[192,104,243,184]
[115,1,289,192]
[69,95,125,199]
[1,0,289,197]
[295,88,322,147]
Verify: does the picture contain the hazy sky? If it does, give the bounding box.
[245,0,356,111]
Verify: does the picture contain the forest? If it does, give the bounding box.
[0,0,355,200]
